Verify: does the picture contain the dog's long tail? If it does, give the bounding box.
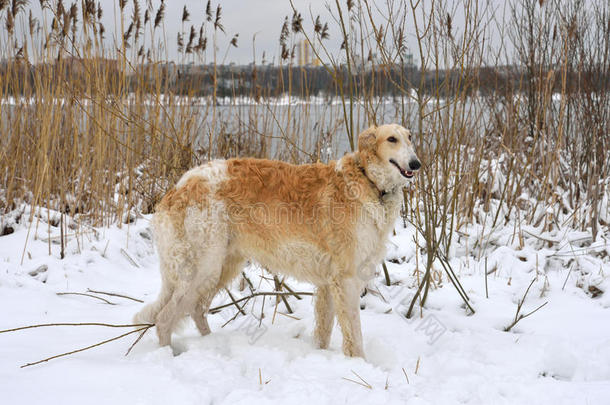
[133,280,177,324]
[133,294,191,334]
[133,300,164,324]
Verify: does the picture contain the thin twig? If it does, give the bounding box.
[278,279,303,300]
[276,311,301,321]
[259,291,266,327]
[485,257,489,299]
[504,301,548,332]
[438,256,475,314]
[225,288,248,316]
[125,326,153,356]
[402,367,410,384]
[56,292,116,305]
[273,276,293,314]
[209,291,313,313]
[220,299,250,328]
[120,248,140,268]
[382,261,391,286]
[272,294,280,324]
[241,272,255,293]
[21,326,153,368]
[342,377,372,389]
[87,289,144,303]
[522,229,560,245]
[342,370,372,389]
[504,278,548,332]
[562,263,574,291]
[1,322,153,334]
[351,370,372,388]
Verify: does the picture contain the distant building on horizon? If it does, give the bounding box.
[295,39,321,67]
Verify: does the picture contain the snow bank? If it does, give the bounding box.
[0,205,609,404]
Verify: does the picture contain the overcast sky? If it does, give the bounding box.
[140,0,345,64]
[18,0,512,65]
[100,0,383,64]
[131,0,503,65]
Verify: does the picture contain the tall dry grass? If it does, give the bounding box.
[0,0,345,229]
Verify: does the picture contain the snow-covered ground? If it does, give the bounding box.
[1,207,609,404]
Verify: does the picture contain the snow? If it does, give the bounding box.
[1,206,609,404]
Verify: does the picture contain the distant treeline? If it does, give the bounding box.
[2,60,609,99]
[169,64,610,99]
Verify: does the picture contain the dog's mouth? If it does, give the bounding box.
[389,159,414,178]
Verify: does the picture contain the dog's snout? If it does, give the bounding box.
[409,159,421,171]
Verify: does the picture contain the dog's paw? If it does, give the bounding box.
[171,341,188,356]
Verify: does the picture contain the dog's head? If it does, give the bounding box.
[358,124,421,191]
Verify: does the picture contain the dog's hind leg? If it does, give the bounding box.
[191,295,212,336]
[154,272,192,346]
[314,285,335,349]
[329,277,365,358]
[154,202,229,346]
[156,245,226,346]
[133,264,174,325]
[190,253,244,336]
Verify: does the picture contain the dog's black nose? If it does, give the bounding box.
[409,159,421,171]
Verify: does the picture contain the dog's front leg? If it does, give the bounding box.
[314,285,335,349]
[329,277,365,358]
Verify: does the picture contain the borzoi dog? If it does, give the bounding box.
[135,124,420,357]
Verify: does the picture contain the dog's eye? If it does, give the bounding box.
[387,136,398,143]
[408,134,412,141]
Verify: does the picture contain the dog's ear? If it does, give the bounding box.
[357,126,377,153]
